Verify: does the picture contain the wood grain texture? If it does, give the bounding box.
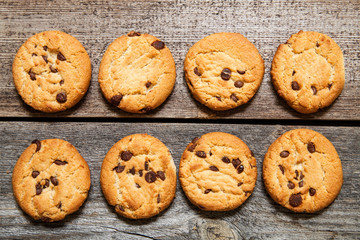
[0,122,359,239]
[0,0,359,120]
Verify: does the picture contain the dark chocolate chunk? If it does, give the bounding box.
[221,156,230,163]
[116,205,125,212]
[145,81,151,88]
[209,166,219,171]
[196,151,206,158]
[232,158,241,169]
[237,70,246,75]
[221,68,231,80]
[54,160,68,165]
[194,67,201,76]
[29,71,36,81]
[129,167,135,175]
[59,80,64,86]
[139,170,143,177]
[280,151,289,158]
[31,139,41,152]
[311,86,317,95]
[156,171,166,181]
[57,202,62,209]
[128,31,141,37]
[42,55,48,63]
[121,151,133,161]
[110,95,123,106]
[145,171,157,183]
[289,193,302,207]
[234,80,244,88]
[43,46,48,51]
[307,142,315,153]
[50,176,58,186]
[56,92,67,103]
[140,107,151,113]
[204,189,211,194]
[36,183,42,195]
[237,165,244,174]
[299,181,304,188]
[279,165,285,175]
[136,183,141,188]
[288,181,295,189]
[144,161,149,171]
[57,52,66,61]
[32,171,40,178]
[291,81,300,90]
[237,182,243,187]
[151,40,165,50]
[50,66,58,73]
[230,93,238,102]
[309,188,316,196]
[157,194,161,203]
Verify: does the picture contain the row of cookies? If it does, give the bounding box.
[13,30,345,114]
[12,129,343,222]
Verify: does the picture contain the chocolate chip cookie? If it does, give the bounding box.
[184,32,265,111]
[179,132,257,211]
[263,129,343,213]
[12,139,91,222]
[271,31,345,114]
[100,134,176,219]
[98,31,176,113]
[12,31,91,113]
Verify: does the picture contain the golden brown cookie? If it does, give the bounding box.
[98,31,176,113]
[271,31,345,114]
[12,139,91,222]
[100,134,176,219]
[184,32,265,111]
[179,132,257,211]
[12,31,91,113]
[263,129,343,213]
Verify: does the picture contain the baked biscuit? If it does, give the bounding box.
[271,31,345,114]
[184,32,265,111]
[12,139,91,222]
[179,132,257,211]
[98,31,176,113]
[12,31,91,112]
[100,134,176,219]
[263,129,343,213]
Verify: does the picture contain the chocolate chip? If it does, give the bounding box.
[188,144,196,152]
[54,160,68,165]
[289,193,302,207]
[50,66,58,73]
[232,158,241,169]
[41,217,51,222]
[221,156,230,163]
[140,107,151,113]
[113,165,125,173]
[29,71,36,81]
[198,205,205,209]
[110,94,123,106]
[50,176,58,186]
[151,40,165,50]
[192,137,199,144]
[43,179,50,188]
[309,188,316,196]
[32,171,40,178]
[215,96,221,101]
[311,86,317,95]
[209,166,219,171]
[209,151,212,156]
[36,183,42,195]
[129,167,135,175]
[250,151,255,157]
[128,31,141,37]
[245,191,252,196]
[307,142,315,153]
[196,151,206,158]
[295,170,299,180]
[230,93,238,102]
[237,182,243,187]
[59,80,64,86]
[234,81,244,88]
[145,171,157,183]
[328,83,332,90]
[299,181,304,188]
[144,161,149,171]
[121,151,133,161]
[221,68,231,80]
[299,171,304,180]
[156,171,166,181]
[145,81,151,88]
[280,151,289,158]
[42,55,48,63]
[157,194,161,203]
[237,70,245,75]
[31,139,41,152]
[237,165,244,174]
[316,42,320,47]
[57,52,66,61]
[291,81,300,90]
[139,170,143,177]
[288,181,295,189]
[194,67,201,76]
[32,53,37,57]
[135,183,141,188]
[279,165,285,175]
[116,205,125,212]
[43,46,48,51]
[57,202,62,209]
[204,189,211,194]
[56,92,67,103]
[292,70,296,76]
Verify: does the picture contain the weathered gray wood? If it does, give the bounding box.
[0,0,359,120]
[0,122,359,239]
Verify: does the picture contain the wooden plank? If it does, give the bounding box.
[0,0,359,120]
[0,122,359,239]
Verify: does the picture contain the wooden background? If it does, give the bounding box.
[0,0,359,240]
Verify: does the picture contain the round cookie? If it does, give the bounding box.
[12,31,91,113]
[98,31,176,113]
[271,31,345,114]
[12,139,91,222]
[179,132,257,211]
[263,129,343,213]
[184,32,265,111]
[100,134,176,219]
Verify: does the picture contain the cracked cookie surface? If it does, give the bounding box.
[263,129,343,213]
[12,139,91,222]
[184,32,265,111]
[12,31,91,113]
[100,134,176,219]
[98,31,176,113]
[179,132,257,211]
[271,31,345,114]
